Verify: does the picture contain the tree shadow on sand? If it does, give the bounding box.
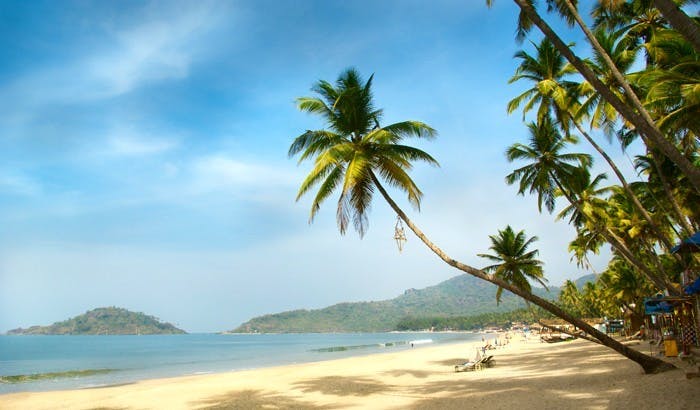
[196,389,339,409]
[383,369,434,379]
[293,376,395,397]
[88,408,128,410]
[406,342,674,409]
[432,358,470,366]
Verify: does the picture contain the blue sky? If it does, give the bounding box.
[0,1,638,333]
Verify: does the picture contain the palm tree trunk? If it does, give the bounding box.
[652,0,700,53]
[549,173,676,293]
[370,171,674,374]
[512,0,700,194]
[538,321,601,344]
[648,150,696,238]
[603,228,674,292]
[571,121,681,256]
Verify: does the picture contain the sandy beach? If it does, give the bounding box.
[1,336,697,409]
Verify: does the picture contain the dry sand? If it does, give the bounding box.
[1,336,697,409]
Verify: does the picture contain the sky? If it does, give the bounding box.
[0,0,641,333]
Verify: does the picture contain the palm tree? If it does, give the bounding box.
[556,171,611,228]
[506,118,675,293]
[638,29,700,137]
[478,226,548,304]
[651,0,700,53]
[580,281,610,318]
[599,257,657,329]
[487,0,700,193]
[509,32,681,257]
[507,37,578,125]
[568,228,604,271]
[635,154,699,233]
[593,0,666,65]
[289,68,438,236]
[505,116,591,213]
[558,279,584,316]
[291,68,674,374]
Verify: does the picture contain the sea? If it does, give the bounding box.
[0,332,482,394]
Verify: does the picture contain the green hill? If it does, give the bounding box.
[231,274,563,333]
[574,273,597,289]
[7,307,186,335]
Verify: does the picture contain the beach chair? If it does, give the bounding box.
[481,355,495,368]
[454,356,487,372]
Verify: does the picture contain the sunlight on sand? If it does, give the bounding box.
[1,337,696,409]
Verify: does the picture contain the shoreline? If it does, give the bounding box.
[0,333,481,395]
[1,336,696,409]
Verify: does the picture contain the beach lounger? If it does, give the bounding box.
[481,355,495,368]
[454,356,488,372]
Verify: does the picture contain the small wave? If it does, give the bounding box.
[310,340,408,353]
[0,369,116,384]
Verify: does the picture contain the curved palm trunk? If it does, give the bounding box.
[652,0,700,53]
[370,172,674,374]
[512,0,700,194]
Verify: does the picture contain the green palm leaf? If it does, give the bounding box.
[290,68,438,236]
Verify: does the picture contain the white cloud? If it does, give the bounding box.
[0,2,225,111]
[86,11,212,98]
[190,155,299,193]
[106,132,178,156]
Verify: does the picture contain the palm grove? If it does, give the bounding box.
[288,1,698,374]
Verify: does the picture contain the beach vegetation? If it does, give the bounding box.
[290,65,676,373]
[7,307,186,335]
[395,307,555,331]
[233,273,560,333]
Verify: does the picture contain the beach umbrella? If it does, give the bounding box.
[671,231,700,254]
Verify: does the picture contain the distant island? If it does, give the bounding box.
[230,274,596,333]
[7,307,186,335]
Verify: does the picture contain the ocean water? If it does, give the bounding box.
[0,332,481,394]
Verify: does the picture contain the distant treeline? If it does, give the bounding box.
[395,308,554,331]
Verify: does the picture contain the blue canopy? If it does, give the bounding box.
[685,277,700,295]
[671,231,700,254]
[644,297,674,314]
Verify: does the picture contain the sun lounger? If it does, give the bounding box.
[454,356,491,372]
[481,355,495,368]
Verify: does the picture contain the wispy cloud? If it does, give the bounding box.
[189,155,299,193]
[0,2,225,110]
[105,130,178,157]
[85,7,216,98]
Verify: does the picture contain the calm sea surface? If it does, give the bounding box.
[0,332,481,393]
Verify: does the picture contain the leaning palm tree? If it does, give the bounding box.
[478,226,548,304]
[509,34,681,257]
[506,117,675,292]
[486,0,700,193]
[290,68,673,374]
